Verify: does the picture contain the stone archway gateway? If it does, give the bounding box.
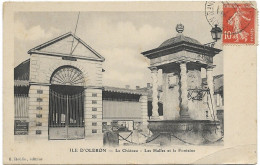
[25,32,105,139]
[48,66,85,140]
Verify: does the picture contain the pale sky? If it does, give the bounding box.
[14,12,223,88]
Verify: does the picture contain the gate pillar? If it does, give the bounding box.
[84,87,103,138]
[139,95,149,131]
[28,85,49,139]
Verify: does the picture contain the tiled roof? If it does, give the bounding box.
[14,59,30,81]
[137,87,152,100]
[103,86,147,95]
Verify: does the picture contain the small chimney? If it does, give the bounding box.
[147,83,151,88]
[125,85,130,89]
[136,86,140,89]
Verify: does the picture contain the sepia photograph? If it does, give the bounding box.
[14,10,224,146]
[3,1,257,164]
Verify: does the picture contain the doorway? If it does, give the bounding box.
[48,85,85,140]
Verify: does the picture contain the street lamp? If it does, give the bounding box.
[210,24,222,42]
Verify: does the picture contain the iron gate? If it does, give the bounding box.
[49,87,85,140]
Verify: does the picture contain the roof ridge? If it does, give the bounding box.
[103,86,148,95]
[28,32,72,53]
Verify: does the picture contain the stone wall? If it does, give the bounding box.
[30,54,103,86]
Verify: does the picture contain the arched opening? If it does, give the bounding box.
[50,66,85,86]
[48,66,85,140]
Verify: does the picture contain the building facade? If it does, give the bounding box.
[14,32,148,140]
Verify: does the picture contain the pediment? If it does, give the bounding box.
[28,32,105,61]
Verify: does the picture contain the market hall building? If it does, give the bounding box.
[14,32,148,140]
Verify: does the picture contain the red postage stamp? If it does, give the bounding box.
[223,3,255,44]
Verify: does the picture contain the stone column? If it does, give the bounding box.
[150,66,159,119]
[206,66,216,120]
[179,62,190,119]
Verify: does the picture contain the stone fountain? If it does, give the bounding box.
[141,24,223,145]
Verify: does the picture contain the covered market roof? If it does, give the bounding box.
[14,59,30,81]
[14,59,30,87]
[103,86,148,95]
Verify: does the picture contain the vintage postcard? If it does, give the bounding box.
[3,1,257,164]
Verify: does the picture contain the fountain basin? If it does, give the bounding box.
[147,119,222,145]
